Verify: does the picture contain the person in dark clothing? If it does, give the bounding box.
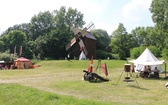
[153,67,159,78]
[144,66,150,77]
[67,54,70,61]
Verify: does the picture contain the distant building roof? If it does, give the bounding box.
[85,32,97,40]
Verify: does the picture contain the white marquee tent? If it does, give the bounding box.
[129,48,165,72]
[79,51,86,60]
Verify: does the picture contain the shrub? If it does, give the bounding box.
[130,46,161,59]
[96,50,113,59]
[112,54,119,60]
[130,47,145,59]
[0,51,17,63]
[162,48,168,60]
[149,46,161,57]
[96,50,107,59]
[118,50,126,60]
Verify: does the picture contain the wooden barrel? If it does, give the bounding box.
[124,64,131,72]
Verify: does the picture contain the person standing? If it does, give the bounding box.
[154,67,159,78]
[67,54,70,61]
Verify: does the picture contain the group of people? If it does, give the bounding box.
[142,65,159,78]
[0,62,12,70]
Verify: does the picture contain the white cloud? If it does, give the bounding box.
[121,0,154,32]
[122,0,152,21]
[0,0,153,34]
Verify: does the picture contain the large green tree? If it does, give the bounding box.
[91,29,111,59]
[29,11,55,40]
[1,30,27,56]
[91,29,111,50]
[131,27,147,46]
[32,6,85,59]
[0,41,5,52]
[150,0,168,60]
[145,26,165,49]
[1,23,30,39]
[0,6,86,59]
[110,23,131,60]
[150,0,168,31]
[53,6,85,41]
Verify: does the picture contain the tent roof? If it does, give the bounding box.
[136,48,158,62]
[14,57,30,62]
[129,48,165,65]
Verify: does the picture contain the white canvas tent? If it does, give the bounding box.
[129,48,165,72]
[0,61,5,63]
[79,51,86,60]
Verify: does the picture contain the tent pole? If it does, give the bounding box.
[165,62,167,77]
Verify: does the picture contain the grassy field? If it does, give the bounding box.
[0,60,168,105]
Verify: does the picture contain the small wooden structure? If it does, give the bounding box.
[74,32,96,59]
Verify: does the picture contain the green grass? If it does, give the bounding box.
[0,60,167,105]
[0,83,111,105]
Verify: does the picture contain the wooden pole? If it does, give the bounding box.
[165,62,167,77]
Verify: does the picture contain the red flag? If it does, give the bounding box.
[20,46,22,57]
[14,46,16,57]
[101,63,108,76]
[88,56,93,72]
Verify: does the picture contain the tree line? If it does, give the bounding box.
[0,0,168,61]
[109,0,168,60]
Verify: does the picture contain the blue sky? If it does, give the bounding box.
[0,0,154,35]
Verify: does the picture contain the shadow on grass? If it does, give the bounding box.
[127,85,149,90]
[86,79,111,83]
[142,77,167,81]
[111,83,149,90]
